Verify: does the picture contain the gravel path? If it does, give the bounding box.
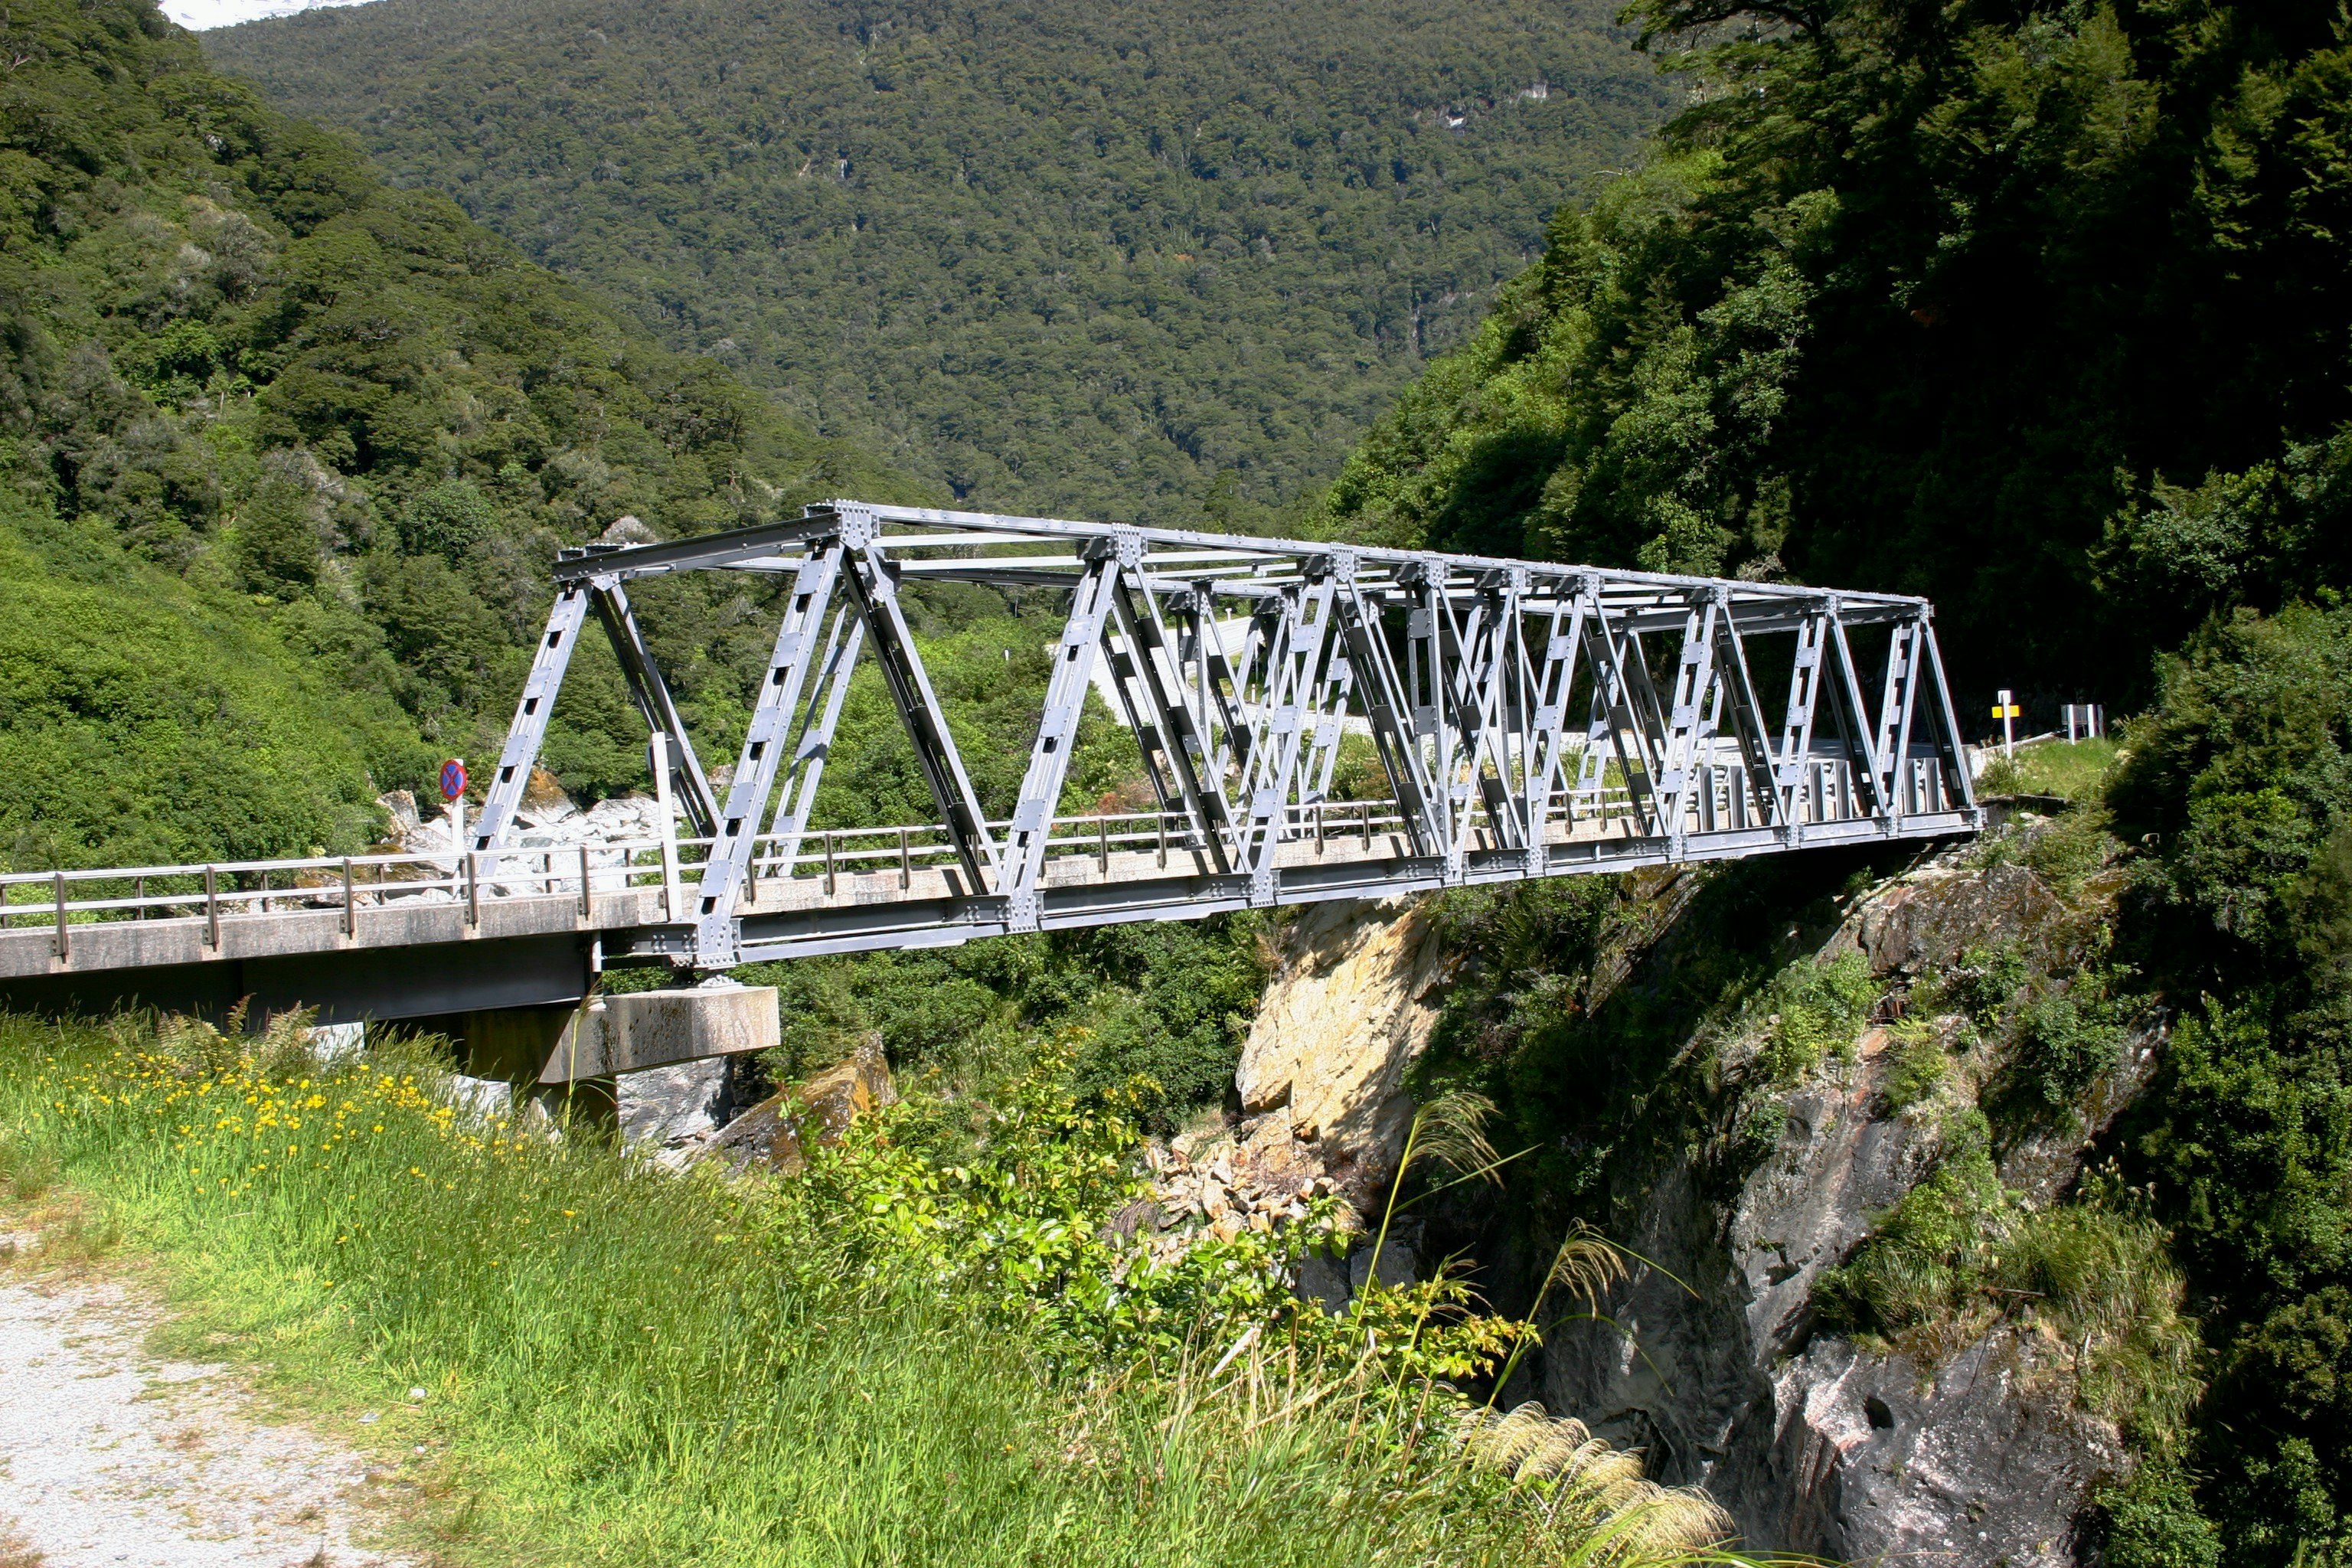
[0,1263,409,1567]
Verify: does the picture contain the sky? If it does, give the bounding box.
[163,0,374,30]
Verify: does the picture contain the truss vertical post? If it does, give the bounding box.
[1579,585,1664,833]
[472,582,592,878]
[1231,569,1341,901]
[1441,570,1528,858]
[1869,619,1925,829]
[1707,603,1782,828]
[689,538,851,962]
[1334,580,1440,858]
[1522,593,1588,858]
[1874,619,1926,829]
[1654,594,1723,848]
[1775,606,1831,827]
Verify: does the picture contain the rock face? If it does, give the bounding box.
[1751,1334,2128,1563]
[1527,842,2153,1565]
[1110,897,1442,1302]
[617,1057,768,1168]
[1232,897,1447,1214]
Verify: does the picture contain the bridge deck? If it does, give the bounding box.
[3,786,1970,991]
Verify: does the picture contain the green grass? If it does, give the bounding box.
[1978,737,2125,802]
[0,1011,1749,1566]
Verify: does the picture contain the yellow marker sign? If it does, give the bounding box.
[1991,704,2019,718]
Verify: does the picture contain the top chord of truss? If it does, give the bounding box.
[547,501,1931,630]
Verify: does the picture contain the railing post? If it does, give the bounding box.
[466,851,481,927]
[824,831,837,896]
[1313,802,1325,854]
[899,828,911,889]
[53,871,67,961]
[1157,814,1168,870]
[341,858,354,938]
[204,866,220,949]
[579,844,593,920]
[136,874,145,921]
[1097,817,1109,873]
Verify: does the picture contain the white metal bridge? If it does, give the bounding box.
[1,501,1978,1026]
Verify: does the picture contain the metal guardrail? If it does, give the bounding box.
[0,748,1949,962]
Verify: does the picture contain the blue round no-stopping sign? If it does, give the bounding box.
[440,759,468,802]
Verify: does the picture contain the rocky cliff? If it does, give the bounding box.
[1547,845,2155,1563]
[1223,818,2160,1563]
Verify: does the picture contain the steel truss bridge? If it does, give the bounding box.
[2,500,1978,1031]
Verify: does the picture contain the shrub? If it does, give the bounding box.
[1754,951,1878,1080]
[2099,1460,2224,1568]
[1880,1018,1952,1115]
[2007,987,2129,1119]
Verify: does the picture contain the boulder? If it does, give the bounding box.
[704,1034,897,1177]
[618,1057,735,1165]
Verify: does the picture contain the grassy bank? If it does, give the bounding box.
[0,1011,1745,1566]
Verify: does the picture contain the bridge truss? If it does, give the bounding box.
[466,501,1979,970]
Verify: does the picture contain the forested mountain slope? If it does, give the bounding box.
[1318,3,2352,1562]
[1323,0,2352,706]
[0,0,923,868]
[207,0,1668,529]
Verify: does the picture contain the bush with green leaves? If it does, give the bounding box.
[1752,950,1878,1081]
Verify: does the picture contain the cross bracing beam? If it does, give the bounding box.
[463,500,1981,970]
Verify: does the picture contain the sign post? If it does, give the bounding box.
[1991,692,2018,759]
[440,758,469,859]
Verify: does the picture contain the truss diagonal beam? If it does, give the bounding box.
[593,585,722,838]
[690,541,851,960]
[841,537,1001,895]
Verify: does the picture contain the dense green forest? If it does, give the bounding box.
[1330,2,2352,1562]
[0,0,938,867]
[205,0,1669,529]
[1323,0,2352,707]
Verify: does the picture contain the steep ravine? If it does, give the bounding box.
[1227,818,2157,1563]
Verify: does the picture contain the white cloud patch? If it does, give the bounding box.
[166,0,377,31]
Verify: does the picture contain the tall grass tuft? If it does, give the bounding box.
[1460,1403,1736,1563]
[0,1012,1759,1566]
[1977,736,2123,802]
